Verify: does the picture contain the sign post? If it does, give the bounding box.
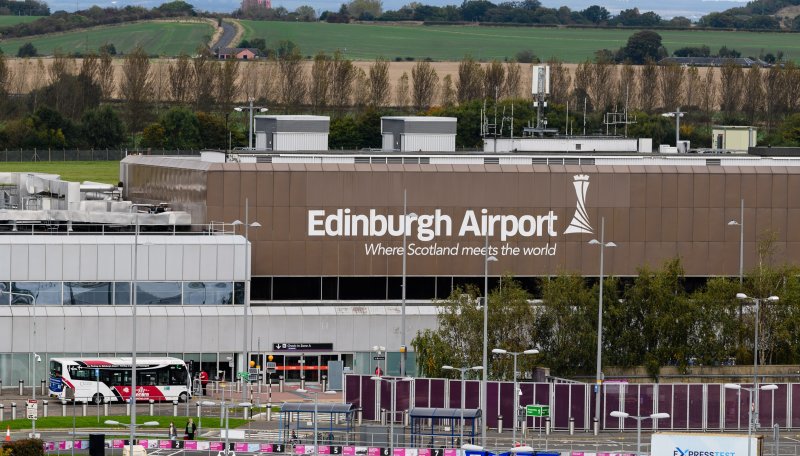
[525,405,550,417]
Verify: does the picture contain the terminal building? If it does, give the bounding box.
[4,118,800,388]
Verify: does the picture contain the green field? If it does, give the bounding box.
[0,21,213,56]
[2,415,248,430]
[242,20,800,62]
[0,161,120,184]
[0,16,44,27]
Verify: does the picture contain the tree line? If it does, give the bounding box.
[413,243,800,380]
[2,44,800,150]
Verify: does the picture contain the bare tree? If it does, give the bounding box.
[395,72,410,108]
[483,60,505,100]
[368,57,390,108]
[615,63,637,111]
[573,59,593,110]
[310,51,331,112]
[504,61,522,99]
[218,58,240,113]
[699,67,717,128]
[193,48,218,112]
[98,50,115,100]
[658,61,684,110]
[150,60,169,115]
[411,60,439,111]
[79,52,99,85]
[240,61,262,104]
[329,50,356,111]
[49,50,75,85]
[588,59,613,112]
[638,59,658,113]
[441,74,456,107]
[684,66,700,108]
[0,53,8,100]
[763,65,787,131]
[169,52,194,104]
[742,66,763,124]
[719,60,744,118]
[276,48,307,111]
[456,55,483,103]
[352,67,369,111]
[548,58,571,106]
[260,61,276,105]
[120,45,152,131]
[785,62,800,114]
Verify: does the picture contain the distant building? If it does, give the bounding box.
[658,57,769,68]
[712,126,757,153]
[216,48,261,60]
[241,0,271,10]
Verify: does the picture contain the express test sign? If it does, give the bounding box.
[651,433,760,456]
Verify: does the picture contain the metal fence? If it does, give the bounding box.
[345,374,800,433]
[0,149,202,162]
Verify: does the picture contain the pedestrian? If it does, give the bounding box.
[199,370,209,396]
[169,422,177,441]
[185,418,197,440]
[374,365,383,377]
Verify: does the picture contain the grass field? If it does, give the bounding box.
[2,415,249,430]
[0,21,213,56]
[0,161,120,184]
[241,20,800,62]
[0,16,44,27]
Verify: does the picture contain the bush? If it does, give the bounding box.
[3,439,44,456]
[514,49,538,63]
[17,42,37,58]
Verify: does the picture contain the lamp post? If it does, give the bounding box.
[727,199,745,286]
[734,293,779,432]
[442,365,483,447]
[588,217,615,435]
[296,389,337,456]
[372,346,386,376]
[233,198,261,403]
[400,189,418,377]
[130,213,140,452]
[491,348,539,445]
[12,291,38,437]
[371,376,413,450]
[234,97,268,150]
[724,383,778,456]
[661,107,685,148]
[481,230,498,447]
[609,411,669,455]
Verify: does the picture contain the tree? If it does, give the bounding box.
[657,61,684,111]
[395,72,409,107]
[616,30,666,64]
[161,107,201,150]
[276,48,307,111]
[0,52,9,101]
[764,64,787,131]
[615,63,637,111]
[97,49,115,100]
[197,112,228,149]
[742,66,763,124]
[329,50,356,110]
[440,74,456,107]
[142,123,166,149]
[483,60,505,100]
[192,48,218,112]
[456,55,483,104]
[120,45,152,132]
[347,0,382,19]
[169,52,194,104]
[581,5,609,23]
[310,52,332,112]
[329,115,362,149]
[368,57,391,108]
[411,60,439,111]
[684,66,700,108]
[547,58,571,106]
[294,5,317,21]
[99,43,117,55]
[217,58,240,113]
[17,42,37,58]
[504,61,522,99]
[719,60,744,119]
[81,106,125,149]
[638,59,658,113]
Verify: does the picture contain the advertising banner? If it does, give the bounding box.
[651,433,759,456]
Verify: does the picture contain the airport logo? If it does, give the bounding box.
[563,174,593,235]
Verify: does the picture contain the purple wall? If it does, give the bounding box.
[345,375,800,431]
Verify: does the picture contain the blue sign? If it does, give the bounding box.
[49,376,63,393]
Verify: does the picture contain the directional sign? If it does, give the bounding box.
[525,404,549,417]
[26,399,38,420]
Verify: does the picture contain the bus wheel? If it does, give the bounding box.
[179,392,188,403]
[92,393,104,405]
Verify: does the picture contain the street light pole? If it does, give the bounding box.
[724,383,778,456]
[400,190,418,378]
[234,199,261,403]
[297,388,336,456]
[481,231,497,447]
[234,98,268,150]
[609,411,670,456]
[728,198,744,286]
[130,213,139,452]
[442,366,483,447]
[14,292,38,437]
[589,217,616,435]
[491,349,539,445]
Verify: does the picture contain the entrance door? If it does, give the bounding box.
[283,355,319,382]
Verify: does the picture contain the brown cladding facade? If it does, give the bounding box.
[124,157,800,278]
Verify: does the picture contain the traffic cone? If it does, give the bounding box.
[5,426,10,442]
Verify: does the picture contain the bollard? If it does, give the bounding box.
[521,419,527,437]
[593,417,599,436]
[104,399,108,416]
[267,406,272,422]
[126,399,131,416]
[149,399,155,416]
[403,411,409,427]
[300,379,305,391]
[82,400,87,416]
[11,403,16,420]
[173,400,178,417]
[62,400,67,416]
[279,376,285,393]
[0,379,3,396]
[43,400,48,418]
[322,376,327,392]
[197,402,201,418]
[497,415,503,434]
[18,380,23,396]
[569,417,575,435]
[0,404,4,422]
[545,417,551,435]
[357,409,363,426]
[40,380,46,396]
[380,409,387,426]
[243,405,250,420]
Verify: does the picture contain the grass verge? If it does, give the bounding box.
[0,161,120,185]
[2,416,249,430]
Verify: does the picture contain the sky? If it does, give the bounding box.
[54,0,748,19]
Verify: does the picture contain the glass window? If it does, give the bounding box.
[234,282,245,304]
[136,282,181,305]
[169,365,187,385]
[63,282,113,305]
[11,282,61,305]
[0,282,9,305]
[183,282,235,305]
[115,282,131,305]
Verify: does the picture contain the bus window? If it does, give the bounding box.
[50,361,62,378]
[69,367,92,380]
[168,365,187,385]
[138,371,157,386]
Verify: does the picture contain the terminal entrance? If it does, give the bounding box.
[249,353,351,383]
